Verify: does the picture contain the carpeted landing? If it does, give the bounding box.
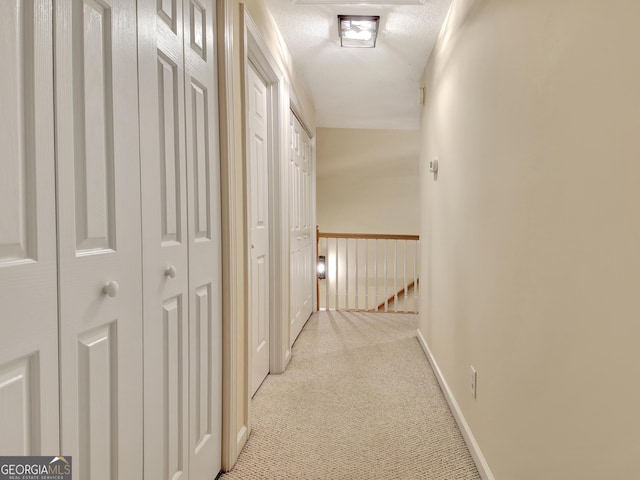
[221,310,481,480]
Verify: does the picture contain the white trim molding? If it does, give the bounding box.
[311,134,317,313]
[217,0,247,471]
[216,0,250,472]
[416,328,496,480]
[236,425,248,450]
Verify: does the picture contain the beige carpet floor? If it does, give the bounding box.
[221,311,481,480]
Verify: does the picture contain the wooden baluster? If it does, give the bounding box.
[404,240,408,313]
[365,239,369,311]
[325,237,329,310]
[375,239,378,311]
[345,238,349,310]
[335,238,339,310]
[355,238,359,310]
[393,240,398,312]
[384,240,388,312]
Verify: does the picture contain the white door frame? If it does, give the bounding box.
[310,133,318,312]
[219,3,293,468]
[241,6,291,396]
[217,0,246,470]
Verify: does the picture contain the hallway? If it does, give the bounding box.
[221,311,480,479]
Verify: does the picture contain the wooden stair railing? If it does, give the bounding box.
[316,229,420,313]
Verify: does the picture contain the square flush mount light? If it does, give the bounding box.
[338,15,380,48]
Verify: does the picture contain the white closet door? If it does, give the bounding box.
[55,0,143,477]
[184,0,223,477]
[0,0,59,456]
[289,117,302,343]
[289,115,313,345]
[248,63,271,397]
[138,0,190,478]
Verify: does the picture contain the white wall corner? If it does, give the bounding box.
[416,328,496,480]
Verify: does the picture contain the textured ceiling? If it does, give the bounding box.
[264,0,452,130]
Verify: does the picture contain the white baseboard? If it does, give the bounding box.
[416,328,495,480]
[237,425,248,455]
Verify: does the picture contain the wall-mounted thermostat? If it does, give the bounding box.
[429,158,438,174]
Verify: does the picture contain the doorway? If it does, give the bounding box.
[243,8,292,402]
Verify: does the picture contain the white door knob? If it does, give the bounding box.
[165,266,177,278]
[102,281,120,298]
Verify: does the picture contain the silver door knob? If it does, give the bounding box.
[251,244,255,249]
[102,281,119,298]
[165,266,177,278]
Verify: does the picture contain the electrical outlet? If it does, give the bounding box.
[470,366,477,399]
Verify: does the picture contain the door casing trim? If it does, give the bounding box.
[241,2,292,436]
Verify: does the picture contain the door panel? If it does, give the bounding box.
[162,294,187,477]
[190,81,212,240]
[254,253,268,357]
[193,283,213,450]
[138,0,190,477]
[73,0,116,253]
[248,63,270,397]
[139,0,221,477]
[0,0,59,456]
[56,0,143,477]
[0,355,48,456]
[184,0,222,477]
[77,324,117,480]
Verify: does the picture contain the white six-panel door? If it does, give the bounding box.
[183,1,222,477]
[55,0,144,477]
[0,0,60,456]
[248,63,271,397]
[139,0,222,478]
[138,0,190,478]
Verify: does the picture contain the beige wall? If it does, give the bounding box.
[419,1,640,479]
[317,128,420,235]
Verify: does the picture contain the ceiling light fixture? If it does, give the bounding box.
[338,15,380,48]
